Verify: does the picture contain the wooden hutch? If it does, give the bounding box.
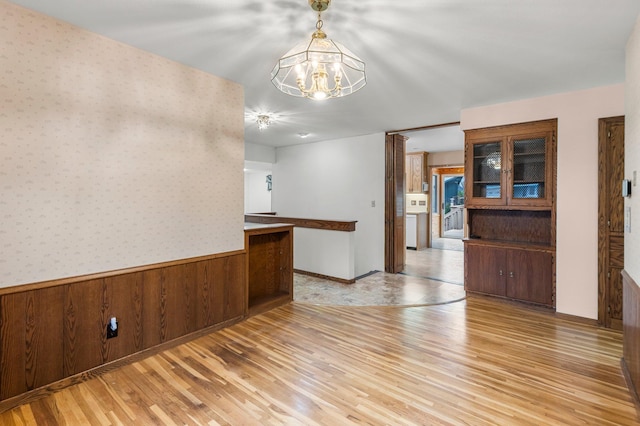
[463,119,557,308]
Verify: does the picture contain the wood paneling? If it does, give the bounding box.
[104,272,143,362]
[25,287,65,391]
[141,268,164,349]
[196,259,217,328]
[162,264,196,342]
[64,279,104,376]
[622,270,640,404]
[0,251,247,402]
[217,254,246,321]
[1,292,27,400]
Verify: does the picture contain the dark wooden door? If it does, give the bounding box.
[464,244,506,296]
[506,249,553,306]
[598,116,625,329]
[385,134,406,273]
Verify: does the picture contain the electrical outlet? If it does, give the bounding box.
[625,206,631,233]
[107,317,118,339]
[371,200,376,207]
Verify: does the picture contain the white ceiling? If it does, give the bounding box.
[8,0,640,151]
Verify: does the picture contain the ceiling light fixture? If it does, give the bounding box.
[271,0,366,101]
[256,114,271,130]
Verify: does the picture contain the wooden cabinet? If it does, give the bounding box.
[465,119,555,209]
[245,223,294,316]
[406,152,428,193]
[464,119,557,308]
[465,244,507,297]
[465,242,554,306]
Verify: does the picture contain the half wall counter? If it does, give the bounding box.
[245,214,358,284]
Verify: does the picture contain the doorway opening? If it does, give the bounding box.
[430,167,465,251]
[385,123,465,284]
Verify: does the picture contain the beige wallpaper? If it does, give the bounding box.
[626,16,640,282]
[0,1,245,287]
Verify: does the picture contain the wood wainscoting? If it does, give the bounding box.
[622,269,640,404]
[0,250,246,405]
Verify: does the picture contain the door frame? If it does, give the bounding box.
[385,122,461,272]
[435,167,465,238]
[597,115,625,328]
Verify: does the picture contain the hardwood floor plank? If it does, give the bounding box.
[1,296,638,425]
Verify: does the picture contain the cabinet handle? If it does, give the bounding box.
[509,271,514,278]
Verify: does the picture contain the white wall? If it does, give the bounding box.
[245,142,276,163]
[626,16,640,282]
[461,84,625,319]
[272,133,386,277]
[244,170,272,213]
[0,2,245,287]
[293,229,355,281]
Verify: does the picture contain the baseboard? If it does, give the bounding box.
[294,269,356,284]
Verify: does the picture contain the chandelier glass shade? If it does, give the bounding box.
[270,1,366,100]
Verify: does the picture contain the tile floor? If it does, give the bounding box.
[294,242,465,307]
[403,243,463,285]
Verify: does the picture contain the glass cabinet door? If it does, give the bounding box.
[470,140,505,204]
[508,132,552,208]
[465,120,555,209]
[511,137,545,199]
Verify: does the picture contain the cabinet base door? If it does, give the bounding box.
[506,250,553,306]
[465,244,506,297]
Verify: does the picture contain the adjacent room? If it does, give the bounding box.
[2,0,640,424]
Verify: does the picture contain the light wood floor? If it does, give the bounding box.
[1,296,638,425]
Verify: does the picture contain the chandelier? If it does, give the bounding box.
[256,114,271,130]
[271,0,366,100]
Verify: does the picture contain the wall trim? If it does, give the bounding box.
[294,269,356,285]
[0,249,246,296]
[245,214,357,232]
